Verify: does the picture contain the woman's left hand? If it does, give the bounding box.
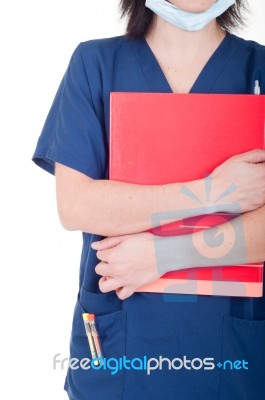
[91,232,161,300]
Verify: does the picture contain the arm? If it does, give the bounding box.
[92,205,265,299]
[55,150,265,237]
[55,162,215,236]
[156,203,265,274]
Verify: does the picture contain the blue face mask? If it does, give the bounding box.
[145,0,236,31]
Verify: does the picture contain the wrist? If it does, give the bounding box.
[153,216,248,275]
[178,177,228,217]
[153,235,187,275]
[208,174,243,215]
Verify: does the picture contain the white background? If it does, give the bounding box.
[1,1,265,399]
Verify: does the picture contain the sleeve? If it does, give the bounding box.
[31,43,107,179]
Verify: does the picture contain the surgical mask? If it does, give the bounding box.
[145,0,236,31]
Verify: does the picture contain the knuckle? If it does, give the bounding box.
[121,287,133,300]
[98,279,107,292]
[95,263,102,275]
[117,291,124,300]
[117,290,128,300]
[96,250,102,260]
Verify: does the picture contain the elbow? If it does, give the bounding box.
[57,201,78,231]
[59,218,76,232]
[57,201,114,236]
[55,162,96,232]
[57,197,104,234]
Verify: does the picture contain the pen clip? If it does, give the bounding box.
[254,80,261,95]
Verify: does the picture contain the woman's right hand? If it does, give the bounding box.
[210,149,265,213]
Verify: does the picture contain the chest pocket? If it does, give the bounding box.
[64,287,127,400]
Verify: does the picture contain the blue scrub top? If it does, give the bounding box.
[32,32,265,400]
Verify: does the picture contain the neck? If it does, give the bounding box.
[145,16,226,60]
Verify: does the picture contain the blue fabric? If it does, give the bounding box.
[32,32,265,400]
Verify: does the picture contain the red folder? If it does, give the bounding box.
[109,92,265,297]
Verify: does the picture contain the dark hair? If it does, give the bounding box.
[120,0,248,38]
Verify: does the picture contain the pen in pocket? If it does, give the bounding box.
[82,313,100,366]
[82,313,104,366]
[87,314,104,364]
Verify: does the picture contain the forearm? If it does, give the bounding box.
[56,163,225,236]
[156,205,265,274]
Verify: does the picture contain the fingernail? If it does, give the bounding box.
[91,242,98,248]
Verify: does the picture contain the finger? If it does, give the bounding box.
[116,286,135,300]
[95,261,110,277]
[91,235,123,250]
[96,248,114,262]
[98,276,122,293]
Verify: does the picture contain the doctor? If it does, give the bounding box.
[32,0,265,399]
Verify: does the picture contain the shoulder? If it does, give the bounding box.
[229,33,265,62]
[75,35,130,62]
[67,35,133,84]
[228,33,265,93]
[80,35,128,49]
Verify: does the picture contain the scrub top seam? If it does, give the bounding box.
[79,41,109,181]
[229,33,265,52]
[46,43,104,178]
[47,44,85,159]
[209,46,242,93]
[47,70,68,161]
[128,40,154,92]
[78,42,100,118]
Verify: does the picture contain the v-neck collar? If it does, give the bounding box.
[130,32,237,94]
